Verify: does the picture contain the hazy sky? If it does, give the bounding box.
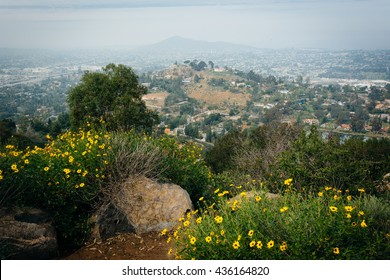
[0,0,389,50]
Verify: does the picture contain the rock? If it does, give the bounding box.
[0,207,58,259]
[90,203,136,241]
[91,176,193,241]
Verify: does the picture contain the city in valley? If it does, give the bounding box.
[1,38,389,143]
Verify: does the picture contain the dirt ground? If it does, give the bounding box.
[63,232,173,260]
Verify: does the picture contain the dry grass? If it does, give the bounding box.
[186,82,250,106]
[142,92,169,108]
[106,133,165,185]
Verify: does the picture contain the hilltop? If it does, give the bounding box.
[140,61,390,142]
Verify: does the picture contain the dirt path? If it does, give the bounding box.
[64,232,173,260]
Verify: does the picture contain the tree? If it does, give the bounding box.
[184,123,200,139]
[371,117,382,132]
[0,119,16,144]
[351,116,365,132]
[67,64,159,132]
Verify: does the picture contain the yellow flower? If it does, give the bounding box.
[352,222,357,227]
[249,241,256,248]
[79,183,85,187]
[214,216,223,224]
[11,164,18,170]
[358,211,364,216]
[190,236,196,245]
[318,192,323,197]
[333,247,340,254]
[205,236,212,243]
[255,196,262,202]
[325,186,332,191]
[161,228,167,236]
[280,206,288,213]
[68,156,74,163]
[77,169,82,174]
[24,159,29,164]
[361,220,368,228]
[346,213,352,219]
[214,188,220,194]
[183,221,190,227]
[344,206,353,212]
[267,240,274,249]
[256,241,263,249]
[198,197,204,201]
[358,188,365,193]
[237,234,242,241]
[347,195,352,201]
[196,217,202,224]
[329,206,338,212]
[248,230,254,237]
[333,195,339,200]
[44,167,49,172]
[284,178,293,186]
[0,175,4,181]
[232,241,240,249]
[220,230,225,236]
[63,168,71,174]
[280,243,288,252]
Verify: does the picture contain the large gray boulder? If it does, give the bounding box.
[0,207,58,259]
[91,176,193,240]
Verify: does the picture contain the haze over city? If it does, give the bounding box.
[1,0,389,50]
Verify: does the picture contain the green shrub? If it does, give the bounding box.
[0,129,110,249]
[168,185,389,260]
[275,127,390,195]
[155,135,213,202]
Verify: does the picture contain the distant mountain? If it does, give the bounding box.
[132,36,259,53]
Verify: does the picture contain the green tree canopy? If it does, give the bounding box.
[67,63,159,132]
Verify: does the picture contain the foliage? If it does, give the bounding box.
[105,130,214,203]
[67,63,159,132]
[205,130,244,173]
[275,127,390,195]
[205,123,301,178]
[184,123,200,139]
[167,184,390,260]
[154,136,212,202]
[0,129,110,249]
[0,119,16,144]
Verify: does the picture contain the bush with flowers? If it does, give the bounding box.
[166,181,390,260]
[0,129,110,248]
[0,127,214,251]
